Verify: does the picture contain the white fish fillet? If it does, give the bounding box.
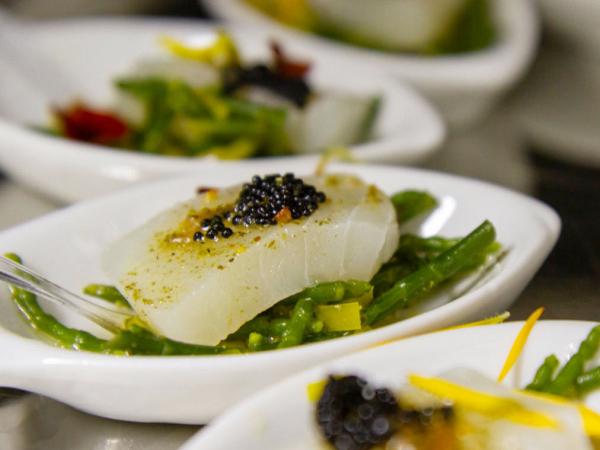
[103,173,399,345]
[307,0,467,52]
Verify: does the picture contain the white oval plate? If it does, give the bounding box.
[205,0,539,128]
[0,18,443,203]
[0,162,559,424]
[182,321,600,449]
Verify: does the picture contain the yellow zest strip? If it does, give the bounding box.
[444,312,511,331]
[520,389,600,438]
[159,30,239,68]
[497,307,544,382]
[316,302,362,332]
[306,380,327,403]
[409,374,557,429]
[368,313,511,351]
[578,405,600,437]
[314,147,357,177]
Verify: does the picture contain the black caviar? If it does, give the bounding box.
[193,215,234,242]
[233,173,326,225]
[223,64,312,107]
[316,375,399,450]
[194,173,326,242]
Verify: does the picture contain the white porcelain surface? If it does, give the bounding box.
[0,163,559,424]
[205,0,539,127]
[182,321,600,449]
[0,18,443,204]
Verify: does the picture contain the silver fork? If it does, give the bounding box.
[0,256,133,333]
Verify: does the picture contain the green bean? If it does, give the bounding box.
[83,284,130,308]
[577,325,600,359]
[397,235,460,255]
[227,315,271,340]
[277,298,314,349]
[371,265,415,297]
[284,281,371,305]
[526,355,560,392]
[268,318,290,336]
[576,367,600,394]
[371,234,495,298]
[545,353,584,396]
[309,319,325,334]
[363,220,496,325]
[244,332,278,352]
[533,325,600,396]
[390,190,437,223]
[107,324,222,356]
[247,332,265,352]
[342,280,373,301]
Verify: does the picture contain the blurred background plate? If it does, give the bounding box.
[0,17,444,203]
[205,0,539,128]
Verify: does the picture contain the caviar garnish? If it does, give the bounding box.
[194,173,326,242]
[232,173,326,227]
[222,41,312,108]
[316,375,398,450]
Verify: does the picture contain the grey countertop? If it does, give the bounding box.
[0,34,599,450]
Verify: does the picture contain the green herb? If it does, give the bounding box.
[363,220,497,325]
[526,325,600,397]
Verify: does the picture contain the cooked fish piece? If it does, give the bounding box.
[103,173,399,345]
[308,0,468,52]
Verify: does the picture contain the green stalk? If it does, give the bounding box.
[363,220,496,325]
[526,355,560,392]
[83,284,131,308]
[390,190,437,223]
[277,298,314,349]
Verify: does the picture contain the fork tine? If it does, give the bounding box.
[0,256,132,333]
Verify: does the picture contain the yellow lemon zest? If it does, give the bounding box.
[160,30,239,68]
[519,389,600,438]
[306,380,327,403]
[314,146,358,177]
[316,302,362,332]
[444,311,511,331]
[409,374,558,429]
[497,307,544,382]
[367,313,510,351]
[579,405,600,437]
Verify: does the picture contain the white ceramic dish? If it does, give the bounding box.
[0,18,443,204]
[205,0,539,128]
[537,0,600,57]
[182,321,600,449]
[0,163,559,424]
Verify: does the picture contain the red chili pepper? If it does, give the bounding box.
[270,41,311,79]
[56,104,129,145]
